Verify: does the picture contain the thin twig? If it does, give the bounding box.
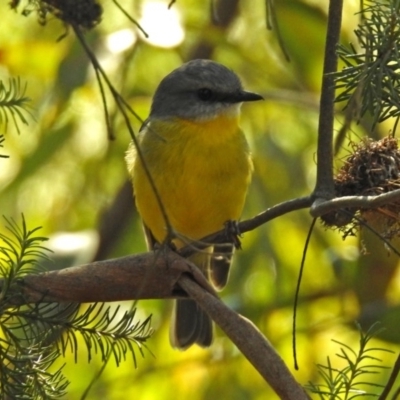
[180,196,314,258]
[391,386,400,400]
[265,0,290,62]
[310,189,400,217]
[181,188,400,258]
[354,213,400,258]
[93,63,114,140]
[293,218,316,370]
[239,196,313,233]
[112,0,149,38]
[379,353,400,400]
[71,24,174,243]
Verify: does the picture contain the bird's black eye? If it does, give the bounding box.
[197,88,214,101]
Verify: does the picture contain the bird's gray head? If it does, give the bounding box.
[149,59,262,120]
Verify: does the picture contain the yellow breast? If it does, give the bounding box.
[130,114,253,248]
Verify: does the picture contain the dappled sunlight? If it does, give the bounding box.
[140,1,185,48]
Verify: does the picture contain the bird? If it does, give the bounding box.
[126,59,262,350]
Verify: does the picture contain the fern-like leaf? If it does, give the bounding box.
[305,323,393,399]
[334,0,400,129]
[0,216,154,399]
[0,216,67,398]
[0,77,32,133]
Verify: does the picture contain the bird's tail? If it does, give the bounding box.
[170,251,213,350]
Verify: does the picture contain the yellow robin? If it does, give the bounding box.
[126,59,262,349]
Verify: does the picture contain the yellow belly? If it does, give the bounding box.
[130,115,252,249]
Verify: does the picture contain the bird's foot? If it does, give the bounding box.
[224,220,242,249]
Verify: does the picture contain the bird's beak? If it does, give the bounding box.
[219,90,263,104]
[239,90,264,102]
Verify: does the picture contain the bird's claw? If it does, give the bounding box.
[224,220,242,249]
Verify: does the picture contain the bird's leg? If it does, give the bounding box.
[224,220,242,249]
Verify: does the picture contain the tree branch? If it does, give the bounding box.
[180,196,313,258]
[179,276,311,400]
[310,189,400,217]
[5,251,215,304]
[178,189,400,258]
[313,0,343,199]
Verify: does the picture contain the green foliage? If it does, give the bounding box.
[0,216,67,398]
[38,303,154,366]
[0,216,49,287]
[0,78,31,133]
[0,217,153,399]
[334,0,400,128]
[306,323,393,399]
[0,135,8,159]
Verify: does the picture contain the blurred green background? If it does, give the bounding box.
[1,0,400,399]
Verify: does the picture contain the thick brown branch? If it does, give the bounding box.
[4,251,215,304]
[179,276,311,400]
